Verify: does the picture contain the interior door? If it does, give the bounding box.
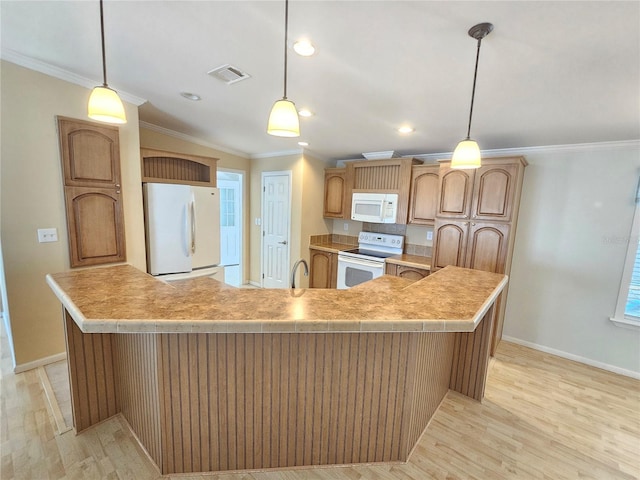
[262,172,291,288]
[218,179,241,267]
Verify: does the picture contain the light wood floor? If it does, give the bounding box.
[1,326,639,479]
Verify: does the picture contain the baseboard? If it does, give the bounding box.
[2,311,17,369]
[248,280,262,288]
[502,335,640,380]
[14,351,67,374]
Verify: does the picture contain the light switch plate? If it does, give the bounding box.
[37,228,58,243]
[426,230,433,241]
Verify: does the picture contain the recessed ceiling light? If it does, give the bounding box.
[298,109,314,117]
[293,40,315,57]
[180,92,201,101]
[298,141,309,147]
[398,125,415,134]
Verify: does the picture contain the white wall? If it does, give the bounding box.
[504,141,640,376]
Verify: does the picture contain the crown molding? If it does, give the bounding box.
[139,121,249,158]
[251,149,304,160]
[1,49,146,106]
[410,139,640,162]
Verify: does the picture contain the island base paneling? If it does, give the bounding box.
[62,308,496,475]
[64,312,118,432]
[450,304,495,401]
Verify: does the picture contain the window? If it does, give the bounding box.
[612,183,640,328]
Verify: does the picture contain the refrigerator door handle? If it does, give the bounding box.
[190,200,196,254]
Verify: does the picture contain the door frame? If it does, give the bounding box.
[217,168,244,285]
[261,170,292,288]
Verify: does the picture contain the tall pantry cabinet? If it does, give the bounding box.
[431,157,527,354]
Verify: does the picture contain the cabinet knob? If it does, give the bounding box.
[472,223,476,226]
[115,184,121,188]
[116,190,121,194]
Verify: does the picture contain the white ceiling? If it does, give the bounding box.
[1,1,639,160]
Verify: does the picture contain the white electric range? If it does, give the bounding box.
[337,232,404,289]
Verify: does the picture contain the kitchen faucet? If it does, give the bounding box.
[290,259,309,288]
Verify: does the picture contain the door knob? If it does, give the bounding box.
[278,240,288,245]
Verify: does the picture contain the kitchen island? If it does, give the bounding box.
[46,264,507,475]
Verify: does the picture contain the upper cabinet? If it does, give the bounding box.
[58,116,121,189]
[140,148,217,186]
[323,157,422,223]
[323,168,347,219]
[436,166,475,219]
[57,117,126,268]
[471,164,519,222]
[408,165,439,225]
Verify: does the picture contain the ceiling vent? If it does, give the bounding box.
[207,64,251,84]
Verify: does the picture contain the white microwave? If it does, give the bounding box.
[351,192,398,223]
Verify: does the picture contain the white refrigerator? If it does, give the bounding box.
[143,183,221,279]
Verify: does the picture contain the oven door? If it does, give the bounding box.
[337,255,385,289]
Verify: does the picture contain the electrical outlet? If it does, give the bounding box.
[37,228,58,243]
[426,230,433,241]
[343,223,349,231]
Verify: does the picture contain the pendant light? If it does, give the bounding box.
[87,0,127,124]
[451,22,493,169]
[267,0,300,137]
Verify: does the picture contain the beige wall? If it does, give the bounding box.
[249,152,331,287]
[0,61,145,368]
[139,127,251,284]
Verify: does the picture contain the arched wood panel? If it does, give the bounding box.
[65,187,126,266]
[437,168,474,219]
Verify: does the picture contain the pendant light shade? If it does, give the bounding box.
[88,0,127,124]
[267,0,300,137]
[267,98,300,137]
[451,22,493,169]
[88,85,127,124]
[451,139,481,169]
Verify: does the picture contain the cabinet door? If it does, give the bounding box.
[323,168,347,218]
[65,186,126,267]
[58,117,121,188]
[466,223,510,273]
[396,265,430,281]
[385,263,398,276]
[471,164,518,222]
[408,165,439,224]
[309,250,336,288]
[437,166,475,219]
[431,220,469,270]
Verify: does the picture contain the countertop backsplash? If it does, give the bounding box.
[310,222,432,258]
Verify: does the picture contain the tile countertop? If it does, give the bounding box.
[46,264,507,335]
[386,254,432,270]
[308,242,356,253]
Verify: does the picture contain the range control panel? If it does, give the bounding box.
[358,231,404,250]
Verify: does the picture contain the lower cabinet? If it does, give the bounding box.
[309,249,338,288]
[385,263,430,281]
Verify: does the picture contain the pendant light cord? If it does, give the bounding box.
[465,38,483,140]
[99,0,108,87]
[282,0,289,99]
